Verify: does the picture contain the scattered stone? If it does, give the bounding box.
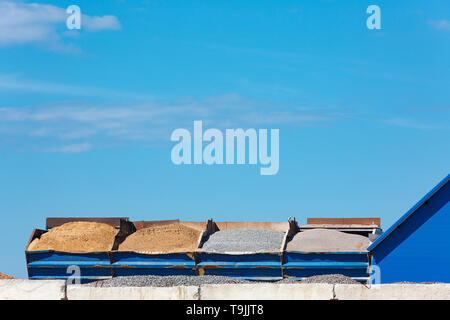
[278,274,361,285]
[88,275,251,287]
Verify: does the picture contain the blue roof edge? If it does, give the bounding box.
[368,174,450,251]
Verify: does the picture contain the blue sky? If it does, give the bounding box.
[0,0,449,278]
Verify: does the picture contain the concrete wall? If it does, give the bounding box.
[335,284,450,300]
[199,284,334,300]
[1,280,450,300]
[0,279,66,300]
[66,285,199,300]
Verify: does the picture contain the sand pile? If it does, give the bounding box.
[0,272,15,279]
[27,222,117,253]
[118,223,201,253]
[286,229,371,252]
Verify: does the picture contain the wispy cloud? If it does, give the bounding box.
[0,94,340,152]
[0,74,154,100]
[384,118,438,130]
[0,1,121,49]
[47,143,92,154]
[428,20,450,31]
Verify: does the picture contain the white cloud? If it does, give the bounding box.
[385,118,437,130]
[47,143,92,153]
[83,15,121,32]
[0,94,340,152]
[0,1,121,47]
[428,20,450,31]
[0,74,153,100]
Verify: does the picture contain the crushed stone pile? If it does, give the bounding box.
[88,275,251,287]
[278,274,361,285]
[286,229,371,252]
[27,222,117,253]
[118,223,201,253]
[0,272,15,279]
[200,228,285,253]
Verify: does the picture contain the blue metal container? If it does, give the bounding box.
[25,218,133,282]
[111,252,197,276]
[26,250,112,282]
[196,252,283,280]
[282,251,369,282]
[110,220,211,277]
[195,220,296,280]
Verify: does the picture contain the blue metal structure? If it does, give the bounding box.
[282,251,369,282]
[111,252,197,276]
[368,174,450,283]
[196,252,283,280]
[25,218,133,282]
[195,221,294,280]
[26,250,112,282]
[109,220,211,277]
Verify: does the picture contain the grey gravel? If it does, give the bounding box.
[88,275,251,287]
[200,228,285,253]
[278,274,361,285]
[88,274,361,287]
[302,274,361,284]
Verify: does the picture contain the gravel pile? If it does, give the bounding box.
[89,275,251,287]
[286,229,371,252]
[200,228,285,253]
[278,274,361,285]
[87,274,361,287]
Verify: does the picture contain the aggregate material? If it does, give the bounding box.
[280,274,361,285]
[27,222,117,253]
[88,274,361,287]
[0,272,15,279]
[118,223,201,253]
[200,228,285,252]
[286,229,371,252]
[88,275,251,287]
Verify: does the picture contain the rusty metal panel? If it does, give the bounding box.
[46,217,129,229]
[307,218,381,227]
[215,221,289,232]
[132,219,180,230]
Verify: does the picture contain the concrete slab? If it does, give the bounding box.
[335,284,450,300]
[66,285,199,300]
[199,283,334,300]
[0,279,66,300]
